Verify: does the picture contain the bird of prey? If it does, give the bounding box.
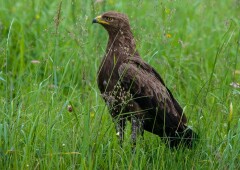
[93,11,197,148]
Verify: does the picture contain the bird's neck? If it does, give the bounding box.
[106,29,138,58]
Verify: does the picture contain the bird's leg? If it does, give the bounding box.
[115,116,126,147]
[131,116,144,149]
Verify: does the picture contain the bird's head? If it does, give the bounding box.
[92,11,130,34]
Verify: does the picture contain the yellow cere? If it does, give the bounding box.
[96,15,110,25]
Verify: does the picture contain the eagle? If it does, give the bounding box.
[93,11,197,148]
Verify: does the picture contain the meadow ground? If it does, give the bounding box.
[0,0,240,169]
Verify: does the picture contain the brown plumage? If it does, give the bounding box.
[93,11,197,148]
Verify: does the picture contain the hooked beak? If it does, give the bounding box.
[92,18,98,23]
[92,15,109,25]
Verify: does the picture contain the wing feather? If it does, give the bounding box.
[118,57,187,125]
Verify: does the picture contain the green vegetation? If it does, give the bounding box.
[0,0,239,169]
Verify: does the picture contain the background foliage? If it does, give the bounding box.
[0,0,239,169]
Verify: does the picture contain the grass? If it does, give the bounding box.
[0,0,240,169]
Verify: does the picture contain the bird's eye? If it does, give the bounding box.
[105,17,113,21]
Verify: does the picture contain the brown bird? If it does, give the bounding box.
[93,11,197,148]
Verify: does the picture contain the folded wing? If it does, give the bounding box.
[118,57,187,131]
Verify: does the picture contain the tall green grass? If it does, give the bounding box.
[0,0,239,169]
